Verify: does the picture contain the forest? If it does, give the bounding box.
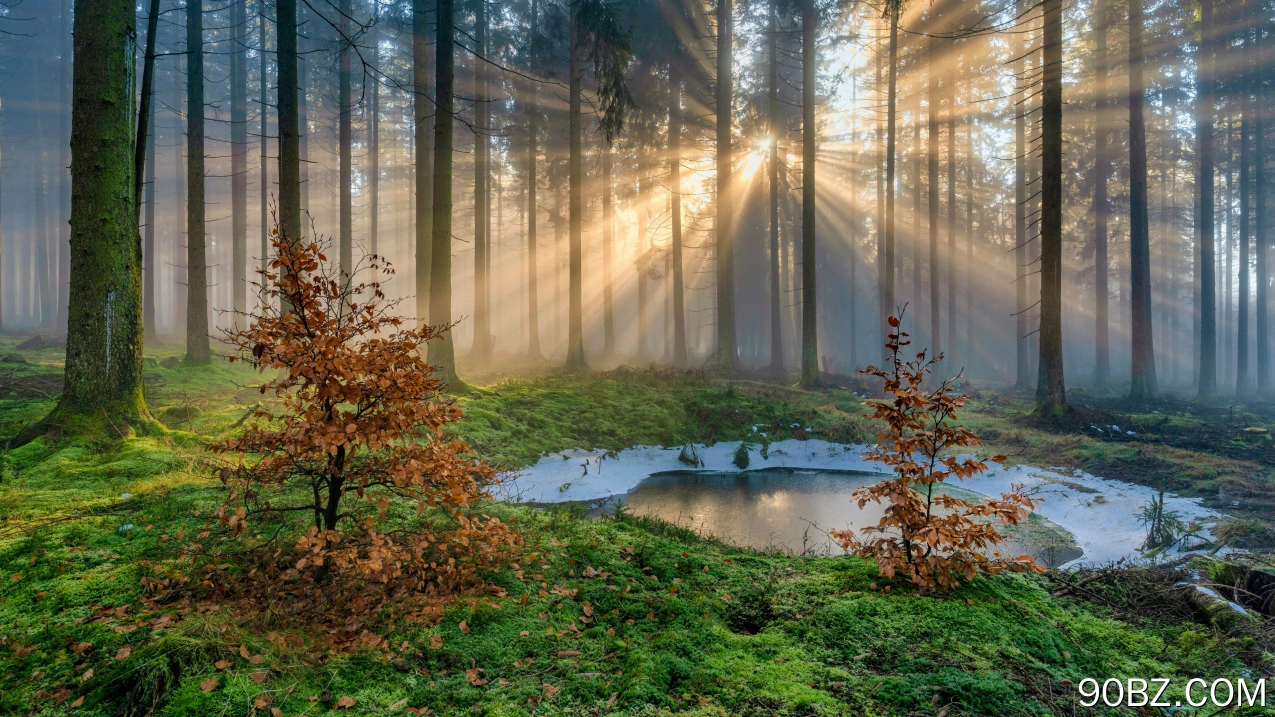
[0,0,1273,712]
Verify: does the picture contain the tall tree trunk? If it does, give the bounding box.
[1237,49,1252,395]
[1257,30,1269,395]
[259,0,270,304]
[369,0,380,262]
[1035,0,1067,414]
[30,0,154,442]
[1128,0,1156,398]
[298,10,310,218]
[172,62,187,330]
[602,137,615,358]
[427,0,460,385]
[526,0,541,358]
[1092,0,1111,390]
[946,111,956,362]
[875,16,885,353]
[56,0,72,336]
[339,0,353,276]
[670,71,687,367]
[965,117,974,365]
[927,33,941,362]
[1197,0,1217,401]
[1014,0,1029,391]
[715,0,736,371]
[565,0,585,371]
[278,0,301,242]
[799,0,819,386]
[414,0,433,327]
[134,0,161,343]
[143,87,157,342]
[768,0,783,376]
[636,162,648,359]
[231,0,248,328]
[186,0,210,365]
[36,150,52,329]
[883,1,898,339]
[473,0,491,361]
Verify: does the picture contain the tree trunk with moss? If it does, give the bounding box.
[27,0,156,443]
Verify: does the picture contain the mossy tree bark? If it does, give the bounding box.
[28,0,158,442]
[1034,0,1068,415]
[185,0,210,365]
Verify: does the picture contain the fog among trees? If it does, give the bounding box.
[1,0,1272,409]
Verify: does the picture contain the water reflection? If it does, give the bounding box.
[621,469,1081,564]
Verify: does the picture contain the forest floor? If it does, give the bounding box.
[0,336,1273,715]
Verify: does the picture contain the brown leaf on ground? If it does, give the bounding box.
[458,620,470,633]
[200,678,219,692]
[336,695,356,709]
[248,671,267,683]
[215,660,232,670]
[465,667,488,686]
[114,645,132,660]
[542,684,560,699]
[253,694,271,709]
[70,696,84,709]
[239,644,251,659]
[429,634,442,650]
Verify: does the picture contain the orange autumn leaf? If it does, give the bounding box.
[458,620,470,633]
[200,678,219,693]
[336,695,356,709]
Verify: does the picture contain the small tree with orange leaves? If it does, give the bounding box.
[832,310,1042,591]
[210,226,516,598]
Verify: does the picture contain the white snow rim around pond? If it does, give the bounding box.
[494,439,1221,569]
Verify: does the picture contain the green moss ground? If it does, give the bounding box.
[0,342,1270,715]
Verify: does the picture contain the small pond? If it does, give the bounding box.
[616,468,1082,565]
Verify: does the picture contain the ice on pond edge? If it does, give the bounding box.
[495,439,1221,570]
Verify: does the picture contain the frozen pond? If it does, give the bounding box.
[496,439,1222,568]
